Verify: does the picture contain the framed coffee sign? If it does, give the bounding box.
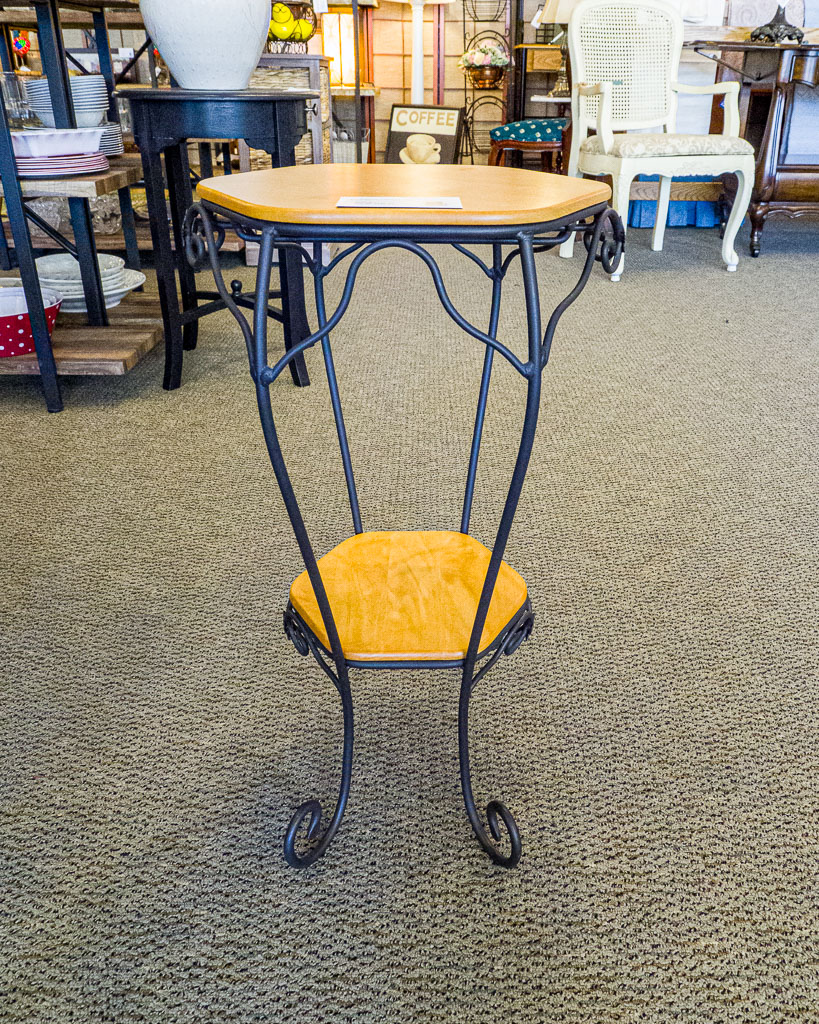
[385,105,465,165]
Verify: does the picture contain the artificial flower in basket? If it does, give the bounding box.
[458,42,510,89]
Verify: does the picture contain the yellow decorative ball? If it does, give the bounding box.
[271,2,294,23]
[269,17,296,40]
[290,18,313,41]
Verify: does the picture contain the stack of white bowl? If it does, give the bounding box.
[26,75,109,129]
[36,253,146,313]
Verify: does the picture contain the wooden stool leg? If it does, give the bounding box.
[488,142,504,167]
[559,124,571,175]
[540,148,553,172]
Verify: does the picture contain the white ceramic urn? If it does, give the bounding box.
[139,0,270,91]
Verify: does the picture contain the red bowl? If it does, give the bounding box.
[0,286,62,357]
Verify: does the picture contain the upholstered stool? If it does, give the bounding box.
[489,117,570,172]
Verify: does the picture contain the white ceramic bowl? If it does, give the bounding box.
[59,269,146,312]
[36,253,124,281]
[29,108,107,129]
[0,286,62,313]
[11,127,104,158]
[39,271,127,297]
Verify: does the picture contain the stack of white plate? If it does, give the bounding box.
[26,75,109,129]
[16,153,109,178]
[36,253,145,312]
[99,122,124,156]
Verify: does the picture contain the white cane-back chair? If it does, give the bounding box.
[558,0,755,279]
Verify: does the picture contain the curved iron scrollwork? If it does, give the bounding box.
[283,604,311,656]
[583,207,626,275]
[182,203,255,368]
[471,605,535,691]
[283,604,343,691]
[183,204,226,272]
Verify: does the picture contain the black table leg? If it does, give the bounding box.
[221,142,233,174]
[165,143,199,352]
[267,145,310,388]
[141,147,185,390]
[68,197,107,327]
[118,185,142,273]
[278,250,311,387]
[198,143,214,180]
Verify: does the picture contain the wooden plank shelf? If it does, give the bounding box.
[0,291,162,376]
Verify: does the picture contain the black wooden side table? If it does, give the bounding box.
[118,88,318,390]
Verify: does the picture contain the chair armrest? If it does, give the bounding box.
[577,81,614,154]
[671,79,741,137]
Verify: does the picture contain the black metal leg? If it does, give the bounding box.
[0,99,61,409]
[457,678,522,868]
[461,243,503,534]
[91,10,118,124]
[244,231,351,866]
[141,147,185,389]
[0,216,12,272]
[456,234,549,870]
[117,186,142,273]
[68,197,107,327]
[35,1,74,129]
[0,27,13,73]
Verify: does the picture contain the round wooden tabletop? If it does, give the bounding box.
[197,164,611,228]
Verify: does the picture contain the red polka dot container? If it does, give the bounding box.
[0,286,61,357]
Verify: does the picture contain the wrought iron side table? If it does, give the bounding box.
[118,88,319,391]
[185,164,623,869]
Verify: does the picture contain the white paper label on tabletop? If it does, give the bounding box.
[336,196,464,210]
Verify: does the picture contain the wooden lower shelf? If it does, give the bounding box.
[0,292,162,376]
[13,218,245,254]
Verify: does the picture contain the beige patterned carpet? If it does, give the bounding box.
[1,224,818,1023]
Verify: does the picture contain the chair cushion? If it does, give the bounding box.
[580,133,754,158]
[289,530,528,663]
[491,118,569,143]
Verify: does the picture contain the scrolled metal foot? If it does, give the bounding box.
[279,615,354,868]
[284,799,341,869]
[458,683,523,868]
[282,710,352,868]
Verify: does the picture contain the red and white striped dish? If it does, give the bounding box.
[16,153,109,177]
